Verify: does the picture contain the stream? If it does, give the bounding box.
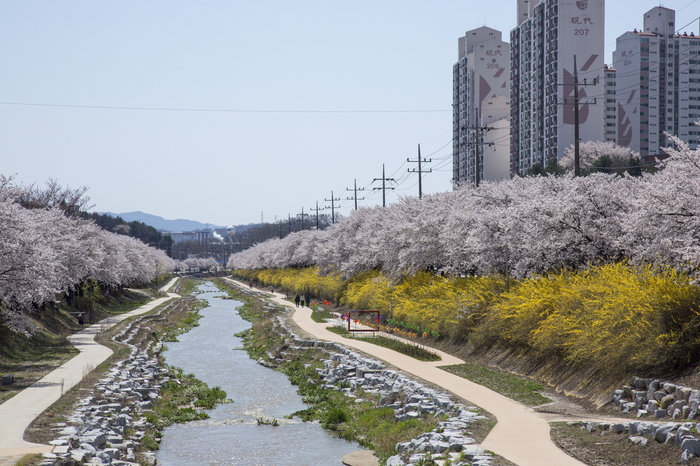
[155,282,361,465]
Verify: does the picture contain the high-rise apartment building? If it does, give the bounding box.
[452,27,511,186]
[603,65,617,142]
[510,0,605,175]
[614,7,700,158]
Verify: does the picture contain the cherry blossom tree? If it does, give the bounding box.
[621,134,700,268]
[228,135,700,283]
[560,140,642,175]
[0,178,176,335]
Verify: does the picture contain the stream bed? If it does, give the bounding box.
[155,282,361,465]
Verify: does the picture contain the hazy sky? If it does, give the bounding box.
[1,1,698,227]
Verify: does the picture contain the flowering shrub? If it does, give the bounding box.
[480,263,700,374]
[234,264,700,376]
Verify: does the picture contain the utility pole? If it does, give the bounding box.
[288,213,291,234]
[574,55,580,177]
[324,191,341,223]
[372,164,395,207]
[407,144,432,199]
[475,115,481,187]
[346,179,365,211]
[559,53,597,176]
[309,201,324,229]
[462,122,494,188]
[297,207,308,230]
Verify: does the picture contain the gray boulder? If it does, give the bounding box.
[654,423,677,443]
[681,437,700,456]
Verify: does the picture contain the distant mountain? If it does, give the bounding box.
[100,211,224,232]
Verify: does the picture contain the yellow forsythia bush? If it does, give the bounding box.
[391,272,501,340]
[481,263,700,374]
[341,269,394,312]
[339,270,500,339]
[231,267,341,301]
[235,264,700,375]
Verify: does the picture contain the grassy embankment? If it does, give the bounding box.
[326,325,441,362]
[214,278,511,465]
[0,286,156,406]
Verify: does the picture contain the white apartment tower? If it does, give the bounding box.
[510,0,606,174]
[453,27,511,186]
[614,7,700,158]
[604,65,617,142]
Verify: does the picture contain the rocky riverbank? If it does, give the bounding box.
[600,377,700,463]
[272,314,496,466]
[36,283,499,466]
[32,298,206,466]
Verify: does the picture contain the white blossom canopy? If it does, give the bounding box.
[228,138,700,280]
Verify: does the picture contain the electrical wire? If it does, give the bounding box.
[0,101,451,114]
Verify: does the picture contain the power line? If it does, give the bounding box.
[0,101,451,114]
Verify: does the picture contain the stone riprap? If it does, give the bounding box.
[596,376,700,464]
[38,304,178,466]
[274,313,494,466]
[574,419,700,464]
[614,377,700,421]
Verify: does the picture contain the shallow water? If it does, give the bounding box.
[156,282,360,466]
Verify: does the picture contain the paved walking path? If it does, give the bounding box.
[0,279,179,463]
[228,279,586,466]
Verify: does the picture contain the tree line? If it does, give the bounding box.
[0,177,176,335]
[82,212,174,256]
[228,136,700,280]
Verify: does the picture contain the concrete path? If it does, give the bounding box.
[0,279,179,463]
[228,279,586,466]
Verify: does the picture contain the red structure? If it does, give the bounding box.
[346,310,381,333]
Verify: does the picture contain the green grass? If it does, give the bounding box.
[310,307,334,323]
[145,367,229,431]
[176,277,203,296]
[280,353,446,463]
[440,363,550,406]
[326,326,441,361]
[161,298,208,342]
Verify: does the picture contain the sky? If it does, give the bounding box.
[1,1,698,227]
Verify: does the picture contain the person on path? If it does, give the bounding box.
[300,297,305,307]
[294,295,301,307]
[270,286,274,294]
[305,293,310,306]
[77,313,84,326]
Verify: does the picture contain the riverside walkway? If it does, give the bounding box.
[0,279,179,465]
[226,279,586,466]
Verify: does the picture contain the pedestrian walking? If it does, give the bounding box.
[294,295,300,307]
[77,313,84,326]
